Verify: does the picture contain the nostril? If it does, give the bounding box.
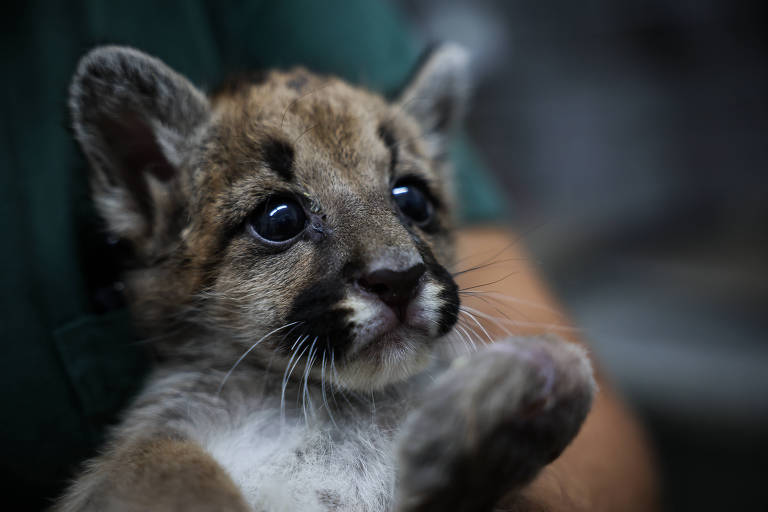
[366,283,390,297]
[357,263,426,311]
[357,274,394,298]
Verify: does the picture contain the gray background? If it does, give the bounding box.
[396,1,768,510]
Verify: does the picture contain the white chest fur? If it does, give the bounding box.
[196,403,397,512]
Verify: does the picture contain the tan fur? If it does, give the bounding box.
[122,66,455,375]
[57,45,595,512]
[110,439,250,511]
[61,439,250,512]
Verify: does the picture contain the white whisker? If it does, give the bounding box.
[320,348,338,428]
[459,308,494,344]
[461,305,580,333]
[217,321,302,395]
[453,321,478,353]
[281,335,310,424]
[459,290,562,317]
[301,337,318,425]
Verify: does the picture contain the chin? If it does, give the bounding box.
[334,330,437,391]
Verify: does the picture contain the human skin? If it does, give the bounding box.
[454,227,660,511]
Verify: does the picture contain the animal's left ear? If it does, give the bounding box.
[395,43,471,158]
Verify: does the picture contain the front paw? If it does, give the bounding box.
[53,438,252,512]
[395,336,596,512]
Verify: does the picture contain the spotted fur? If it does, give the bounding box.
[55,45,595,512]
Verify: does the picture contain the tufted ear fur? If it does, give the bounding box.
[69,46,210,259]
[396,43,471,159]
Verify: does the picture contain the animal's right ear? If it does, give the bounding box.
[69,46,210,254]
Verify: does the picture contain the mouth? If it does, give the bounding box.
[346,301,437,359]
[324,283,458,389]
[334,319,438,390]
[355,326,411,357]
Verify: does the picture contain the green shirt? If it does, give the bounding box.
[0,0,504,506]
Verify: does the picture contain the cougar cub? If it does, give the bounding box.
[56,44,595,512]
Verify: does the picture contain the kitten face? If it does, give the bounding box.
[69,46,470,390]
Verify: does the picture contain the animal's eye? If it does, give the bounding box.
[249,197,307,243]
[392,181,433,225]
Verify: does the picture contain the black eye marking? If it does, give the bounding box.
[287,73,309,91]
[248,196,307,244]
[262,137,295,182]
[378,123,398,178]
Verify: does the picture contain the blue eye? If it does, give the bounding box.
[250,197,307,242]
[392,181,433,225]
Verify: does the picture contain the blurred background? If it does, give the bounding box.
[396,1,767,510]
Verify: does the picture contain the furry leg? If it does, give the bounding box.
[52,438,251,512]
[394,336,596,512]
